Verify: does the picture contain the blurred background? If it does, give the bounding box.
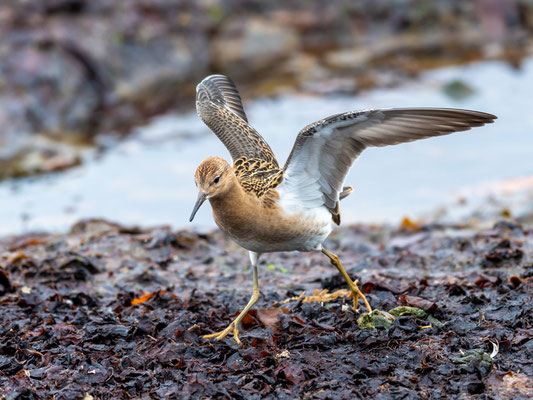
[0,0,532,235]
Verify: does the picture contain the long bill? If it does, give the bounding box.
[189,191,207,222]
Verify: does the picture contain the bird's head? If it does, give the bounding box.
[189,156,233,221]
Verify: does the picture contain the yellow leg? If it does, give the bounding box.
[321,247,372,313]
[204,252,260,344]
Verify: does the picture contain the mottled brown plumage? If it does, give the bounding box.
[233,157,283,206]
[195,75,357,223]
[196,75,279,167]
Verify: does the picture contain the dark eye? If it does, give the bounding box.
[214,176,220,184]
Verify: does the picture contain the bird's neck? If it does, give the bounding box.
[209,173,248,219]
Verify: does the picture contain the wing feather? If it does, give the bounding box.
[279,108,496,224]
[196,75,278,166]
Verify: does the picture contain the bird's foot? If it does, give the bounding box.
[204,288,260,345]
[348,279,372,313]
[321,247,373,313]
[348,289,360,310]
[203,321,241,344]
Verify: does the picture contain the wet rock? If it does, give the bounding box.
[399,295,438,313]
[0,355,22,375]
[0,40,105,140]
[85,323,130,342]
[325,48,372,71]
[466,380,486,394]
[443,79,475,100]
[0,270,12,294]
[4,147,82,179]
[483,239,524,267]
[212,18,299,77]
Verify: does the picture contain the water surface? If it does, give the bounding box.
[1,59,532,235]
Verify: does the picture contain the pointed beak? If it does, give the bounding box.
[189,191,207,222]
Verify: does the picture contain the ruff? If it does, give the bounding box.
[189,74,496,344]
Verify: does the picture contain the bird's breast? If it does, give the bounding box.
[209,190,331,253]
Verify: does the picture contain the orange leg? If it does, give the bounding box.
[204,251,260,344]
[322,247,372,312]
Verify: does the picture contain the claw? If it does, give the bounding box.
[348,279,362,311]
[203,321,241,344]
[204,252,261,345]
[321,248,372,313]
[347,290,361,311]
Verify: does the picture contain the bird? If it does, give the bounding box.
[189,74,496,344]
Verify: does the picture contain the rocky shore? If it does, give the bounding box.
[1,0,532,179]
[0,214,531,398]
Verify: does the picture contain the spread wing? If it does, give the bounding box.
[196,75,279,167]
[279,108,496,224]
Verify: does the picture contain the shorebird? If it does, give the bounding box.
[190,74,496,344]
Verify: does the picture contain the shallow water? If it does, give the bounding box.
[1,59,532,235]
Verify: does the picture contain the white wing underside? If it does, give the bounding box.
[277,108,496,220]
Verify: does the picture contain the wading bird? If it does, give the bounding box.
[190,75,495,344]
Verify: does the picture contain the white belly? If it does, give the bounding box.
[234,228,330,253]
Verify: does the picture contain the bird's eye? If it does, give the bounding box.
[214,176,220,184]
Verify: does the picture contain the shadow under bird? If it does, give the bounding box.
[189,74,496,344]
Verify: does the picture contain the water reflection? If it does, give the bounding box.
[1,59,532,235]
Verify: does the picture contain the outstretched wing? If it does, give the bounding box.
[196,75,278,166]
[279,108,496,224]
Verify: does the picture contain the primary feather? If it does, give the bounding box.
[279,108,496,224]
